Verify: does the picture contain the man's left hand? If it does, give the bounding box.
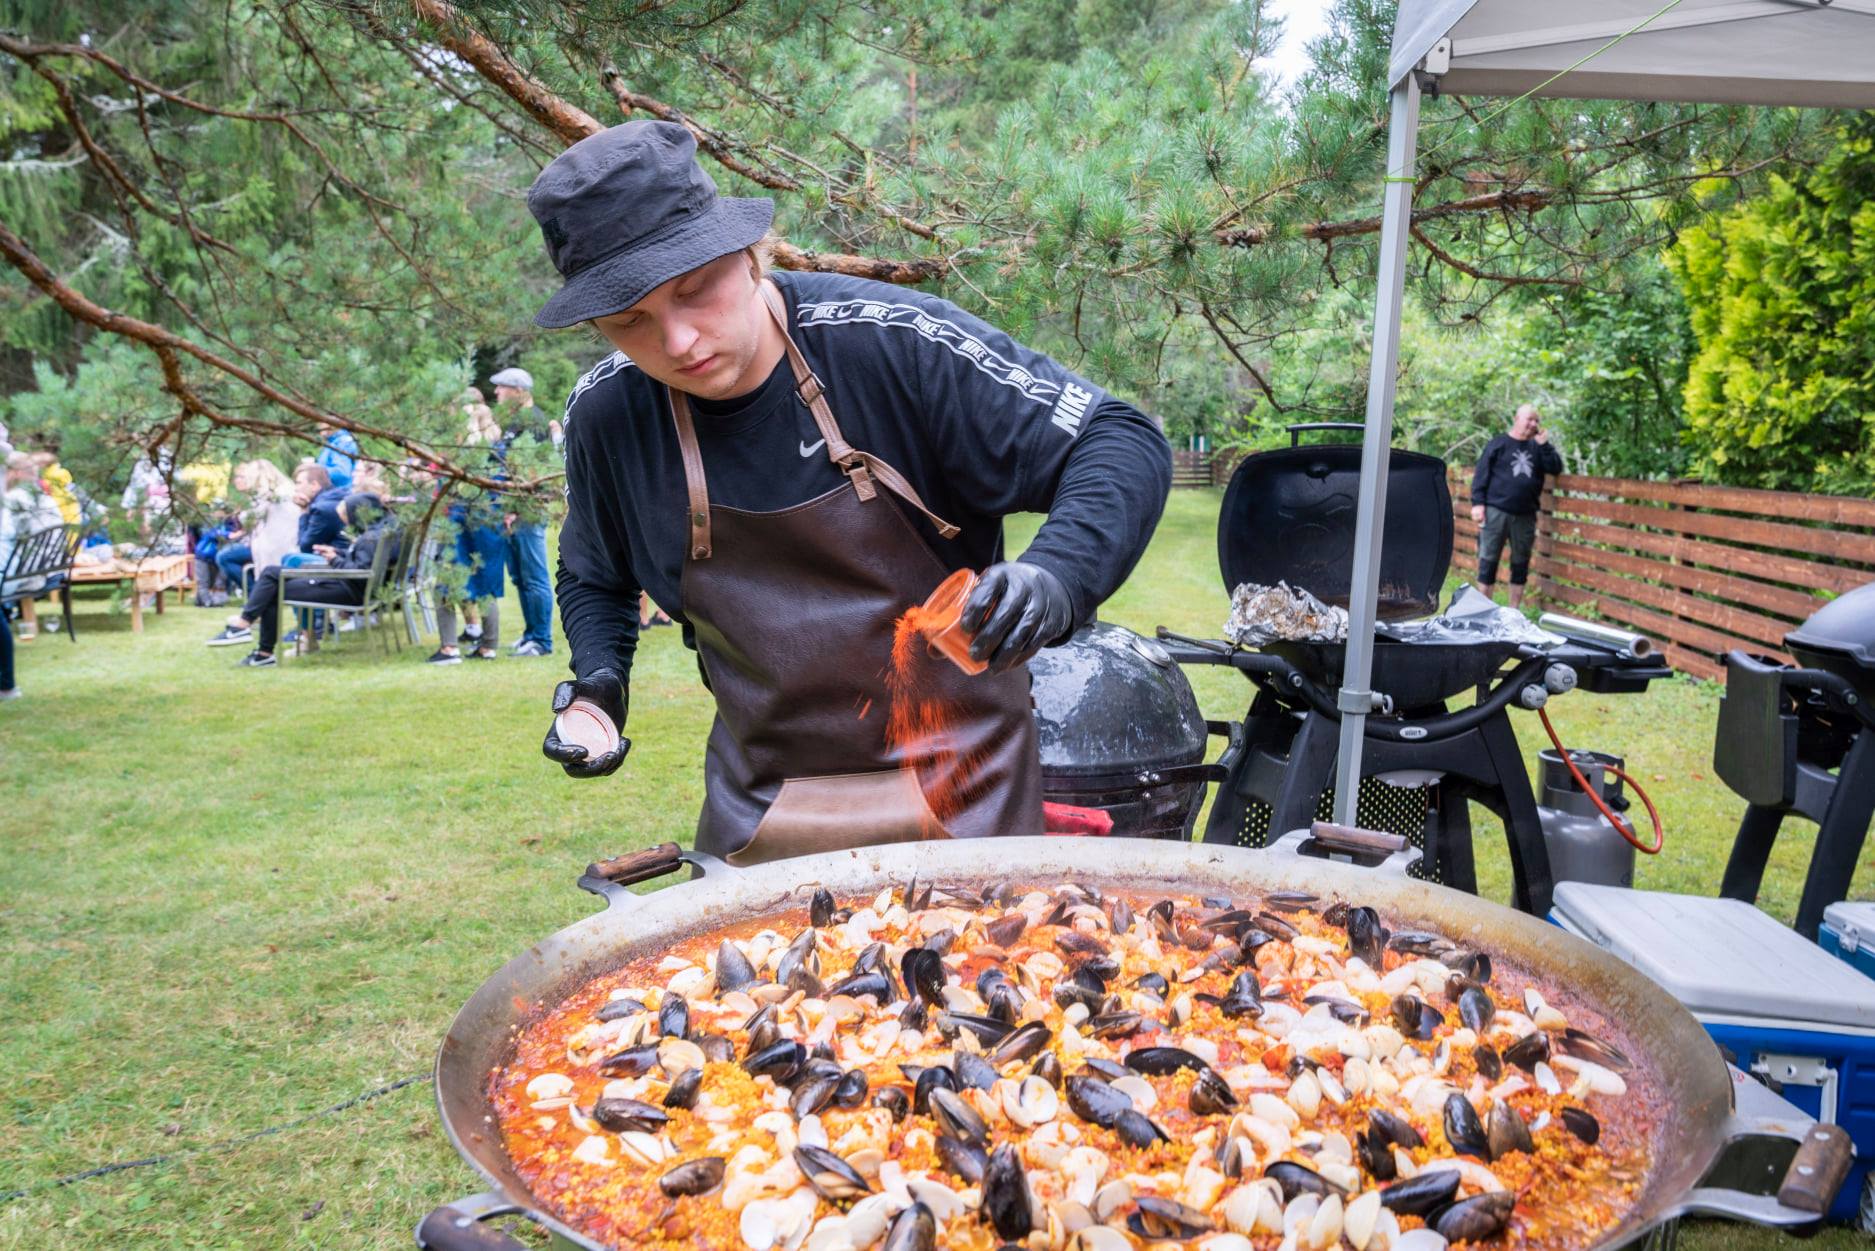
[960,562,1074,674]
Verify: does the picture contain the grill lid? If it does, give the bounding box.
[1786,582,1875,693]
[1217,425,1453,620]
[1030,623,1207,776]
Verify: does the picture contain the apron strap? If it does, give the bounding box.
[669,390,714,559]
[758,283,960,540]
[666,282,964,562]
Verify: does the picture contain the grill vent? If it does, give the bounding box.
[1233,779,1438,883]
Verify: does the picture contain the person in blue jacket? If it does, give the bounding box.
[316,421,360,490]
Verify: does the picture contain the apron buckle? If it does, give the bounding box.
[841,456,878,501]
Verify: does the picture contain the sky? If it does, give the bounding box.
[1258,0,1335,88]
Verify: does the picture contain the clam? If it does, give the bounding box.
[1004,1074,1060,1127]
[525,1073,574,1103]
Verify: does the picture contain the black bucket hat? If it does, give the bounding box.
[528,121,774,329]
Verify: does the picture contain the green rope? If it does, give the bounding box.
[1404,0,1691,178]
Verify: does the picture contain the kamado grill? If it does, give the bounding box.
[417,839,1850,1251]
[1154,425,1672,918]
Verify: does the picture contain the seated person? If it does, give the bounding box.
[292,463,349,560]
[207,493,399,665]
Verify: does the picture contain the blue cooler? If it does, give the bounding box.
[1551,884,1875,1225]
[1821,902,1875,982]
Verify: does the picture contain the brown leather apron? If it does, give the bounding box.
[672,282,1044,866]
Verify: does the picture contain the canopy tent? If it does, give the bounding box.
[1332,0,1875,829]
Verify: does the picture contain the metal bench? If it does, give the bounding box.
[2,524,80,642]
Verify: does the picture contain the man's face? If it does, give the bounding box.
[291,474,318,507]
[1512,408,1541,439]
[493,384,528,407]
[591,252,769,401]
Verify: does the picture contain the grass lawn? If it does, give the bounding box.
[1,488,1867,1249]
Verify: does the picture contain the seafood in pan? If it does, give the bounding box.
[491,881,1654,1250]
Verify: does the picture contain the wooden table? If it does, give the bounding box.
[57,553,195,633]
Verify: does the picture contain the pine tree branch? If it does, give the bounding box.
[0,218,545,495]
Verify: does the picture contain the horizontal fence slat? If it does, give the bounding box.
[1537,537,1824,623]
[1545,515,1864,596]
[1557,474,1875,528]
[1545,494,1875,565]
[1539,554,1793,650]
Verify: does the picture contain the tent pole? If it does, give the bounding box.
[1332,74,1421,829]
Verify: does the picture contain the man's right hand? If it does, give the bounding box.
[1470,504,1486,524]
[542,668,631,778]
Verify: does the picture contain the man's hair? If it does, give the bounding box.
[746,233,777,278]
[294,462,332,490]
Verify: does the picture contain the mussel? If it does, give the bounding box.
[1127,1195,1213,1239]
[985,981,1024,1025]
[1266,1160,1345,1201]
[742,1039,805,1083]
[1086,1011,1145,1040]
[1561,1106,1602,1145]
[1057,931,1109,957]
[1106,896,1134,934]
[591,1096,668,1133]
[1080,1058,1129,1081]
[658,995,689,1040]
[1133,971,1169,997]
[1378,1169,1460,1216]
[662,1067,703,1110]
[595,996,646,1023]
[832,1068,869,1108]
[901,947,947,1007]
[1356,1130,1396,1181]
[790,1072,839,1119]
[1031,1052,1063,1088]
[1265,890,1318,913]
[1390,994,1442,1041]
[775,927,817,987]
[982,1145,1033,1240]
[1559,1027,1633,1073]
[989,1021,1053,1067]
[1115,1108,1170,1148]
[744,1004,780,1055]
[936,1012,1014,1048]
[1458,986,1496,1034]
[794,1145,871,1203]
[985,913,1028,947]
[1432,1190,1516,1242]
[714,940,758,993]
[935,1133,988,1183]
[828,969,895,1004]
[928,1087,989,1147]
[1123,1046,1208,1077]
[1474,1043,1503,1081]
[1190,1067,1239,1116]
[873,1086,910,1123]
[953,1051,999,1092]
[658,1155,725,1198]
[1502,1030,1551,1072]
[1453,950,1493,984]
[596,1043,660,1077]
[809,887,837,928]
[1065,1075,1133,1128]
[1487,1099,1534,1160]
[911,1065,957,1114]
[1219,971,1264,1019]
[882,1201,934,1251]
[1443,1093,1490,1159]
[1345,905,1387,967]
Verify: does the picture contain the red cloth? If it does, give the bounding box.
[1042,801,1114,836]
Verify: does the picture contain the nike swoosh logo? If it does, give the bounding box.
[799,438,826,458]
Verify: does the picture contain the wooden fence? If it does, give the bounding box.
[1452,473,1875,681]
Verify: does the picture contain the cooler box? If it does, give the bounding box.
[1821,902,1875,982]
[1551,884,1875,1224]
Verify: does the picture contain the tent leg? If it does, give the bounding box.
[1333,75,1421,829]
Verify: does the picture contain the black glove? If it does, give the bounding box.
[960,561,1075,674]
[542,667,631,778]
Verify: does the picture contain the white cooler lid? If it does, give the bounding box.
[1823,901,1875,956]
[1552,884,1875,1031]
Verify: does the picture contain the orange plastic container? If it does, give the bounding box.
[918,568,988,675]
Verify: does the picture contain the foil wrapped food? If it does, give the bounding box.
[1225,581,1349,645]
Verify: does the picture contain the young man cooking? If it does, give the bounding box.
[531,121,1171,865]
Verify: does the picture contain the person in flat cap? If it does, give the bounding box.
[485,365,560,657]
[532,120,1170,864]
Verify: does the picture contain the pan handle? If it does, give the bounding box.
[414,1193,532,1251]
[1667,1114,1856,1227]
[577,843,735,908]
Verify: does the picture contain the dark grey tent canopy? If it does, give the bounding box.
[1331,0,1875,825]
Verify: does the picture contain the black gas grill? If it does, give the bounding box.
[1717,582,1875,939]
[1158,424,1671,918]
